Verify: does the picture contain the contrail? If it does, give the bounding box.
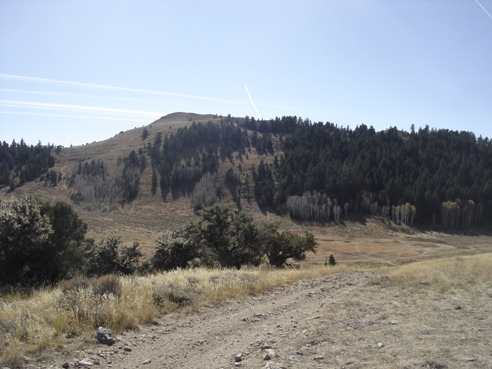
[244,85,262,120]
[0,99,161,117]
[474,0,492,20]
[0,88,164,104]
[0,110,144,122]
[0,74,243,105]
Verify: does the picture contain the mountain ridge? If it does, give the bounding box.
[2,112,492,251]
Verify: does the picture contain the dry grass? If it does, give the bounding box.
[380,253,492,292]
[0,265,345,364]
[2,253,491,366]
[293,253,492,369]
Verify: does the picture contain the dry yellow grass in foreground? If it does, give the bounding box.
[0,265,347,365]
[2,253,491,367]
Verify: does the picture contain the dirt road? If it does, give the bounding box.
[54,267,492,369]
[58,271,375,369]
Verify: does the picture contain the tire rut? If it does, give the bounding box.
[75,271,377,369]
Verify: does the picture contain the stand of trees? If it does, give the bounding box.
[242,117,492,226]
[441,200,483,228]
[3,116,491,229]
[148,119,249,200]
[145,116,491,228]
[0,139,56,189]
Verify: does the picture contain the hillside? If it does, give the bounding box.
[0,113,275,251]
[2,112,492,253]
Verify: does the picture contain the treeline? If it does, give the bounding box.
[0,198,316,287]
[0,139,57,189]
[243,117,492,227]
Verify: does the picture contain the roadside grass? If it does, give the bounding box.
[379,252,492,292]
[0,264,346,365]
[2,253,491,366]
[297,253,492,369]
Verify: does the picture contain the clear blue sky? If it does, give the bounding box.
[1,0,491,147]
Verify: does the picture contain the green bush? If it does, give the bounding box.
[87,238,143,276]
[257,223,317,267]
[151,229,200,271]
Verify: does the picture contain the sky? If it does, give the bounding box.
[1,0,491,147]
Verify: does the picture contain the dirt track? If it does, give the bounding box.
[53,268,492,369]
[55,272,375,369]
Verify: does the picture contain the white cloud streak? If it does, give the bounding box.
[0,100,161,119]
[0,88,165,104]
[244,85,262,120]
[0,74,244,105]
[0,110,143,122]
[474,0,492,20]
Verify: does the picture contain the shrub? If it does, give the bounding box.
[152,283,197,307]
[0,197,53,286]
[151,229,200,271]
[87,237,143,276]
[0,197,88,286]
[58,274,91,294]
[257,223,317,267]
[195,204,262,269]
[93,275,122,298]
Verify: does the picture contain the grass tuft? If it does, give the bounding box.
[1,341,21,366]
[93,274,122,298]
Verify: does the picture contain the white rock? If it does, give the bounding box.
[263,349,276,360]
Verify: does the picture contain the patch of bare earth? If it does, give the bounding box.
[48,269,491,369]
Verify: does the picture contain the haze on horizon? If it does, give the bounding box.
[1,0,491,147]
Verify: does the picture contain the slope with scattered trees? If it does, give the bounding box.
[2,113,491,237]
